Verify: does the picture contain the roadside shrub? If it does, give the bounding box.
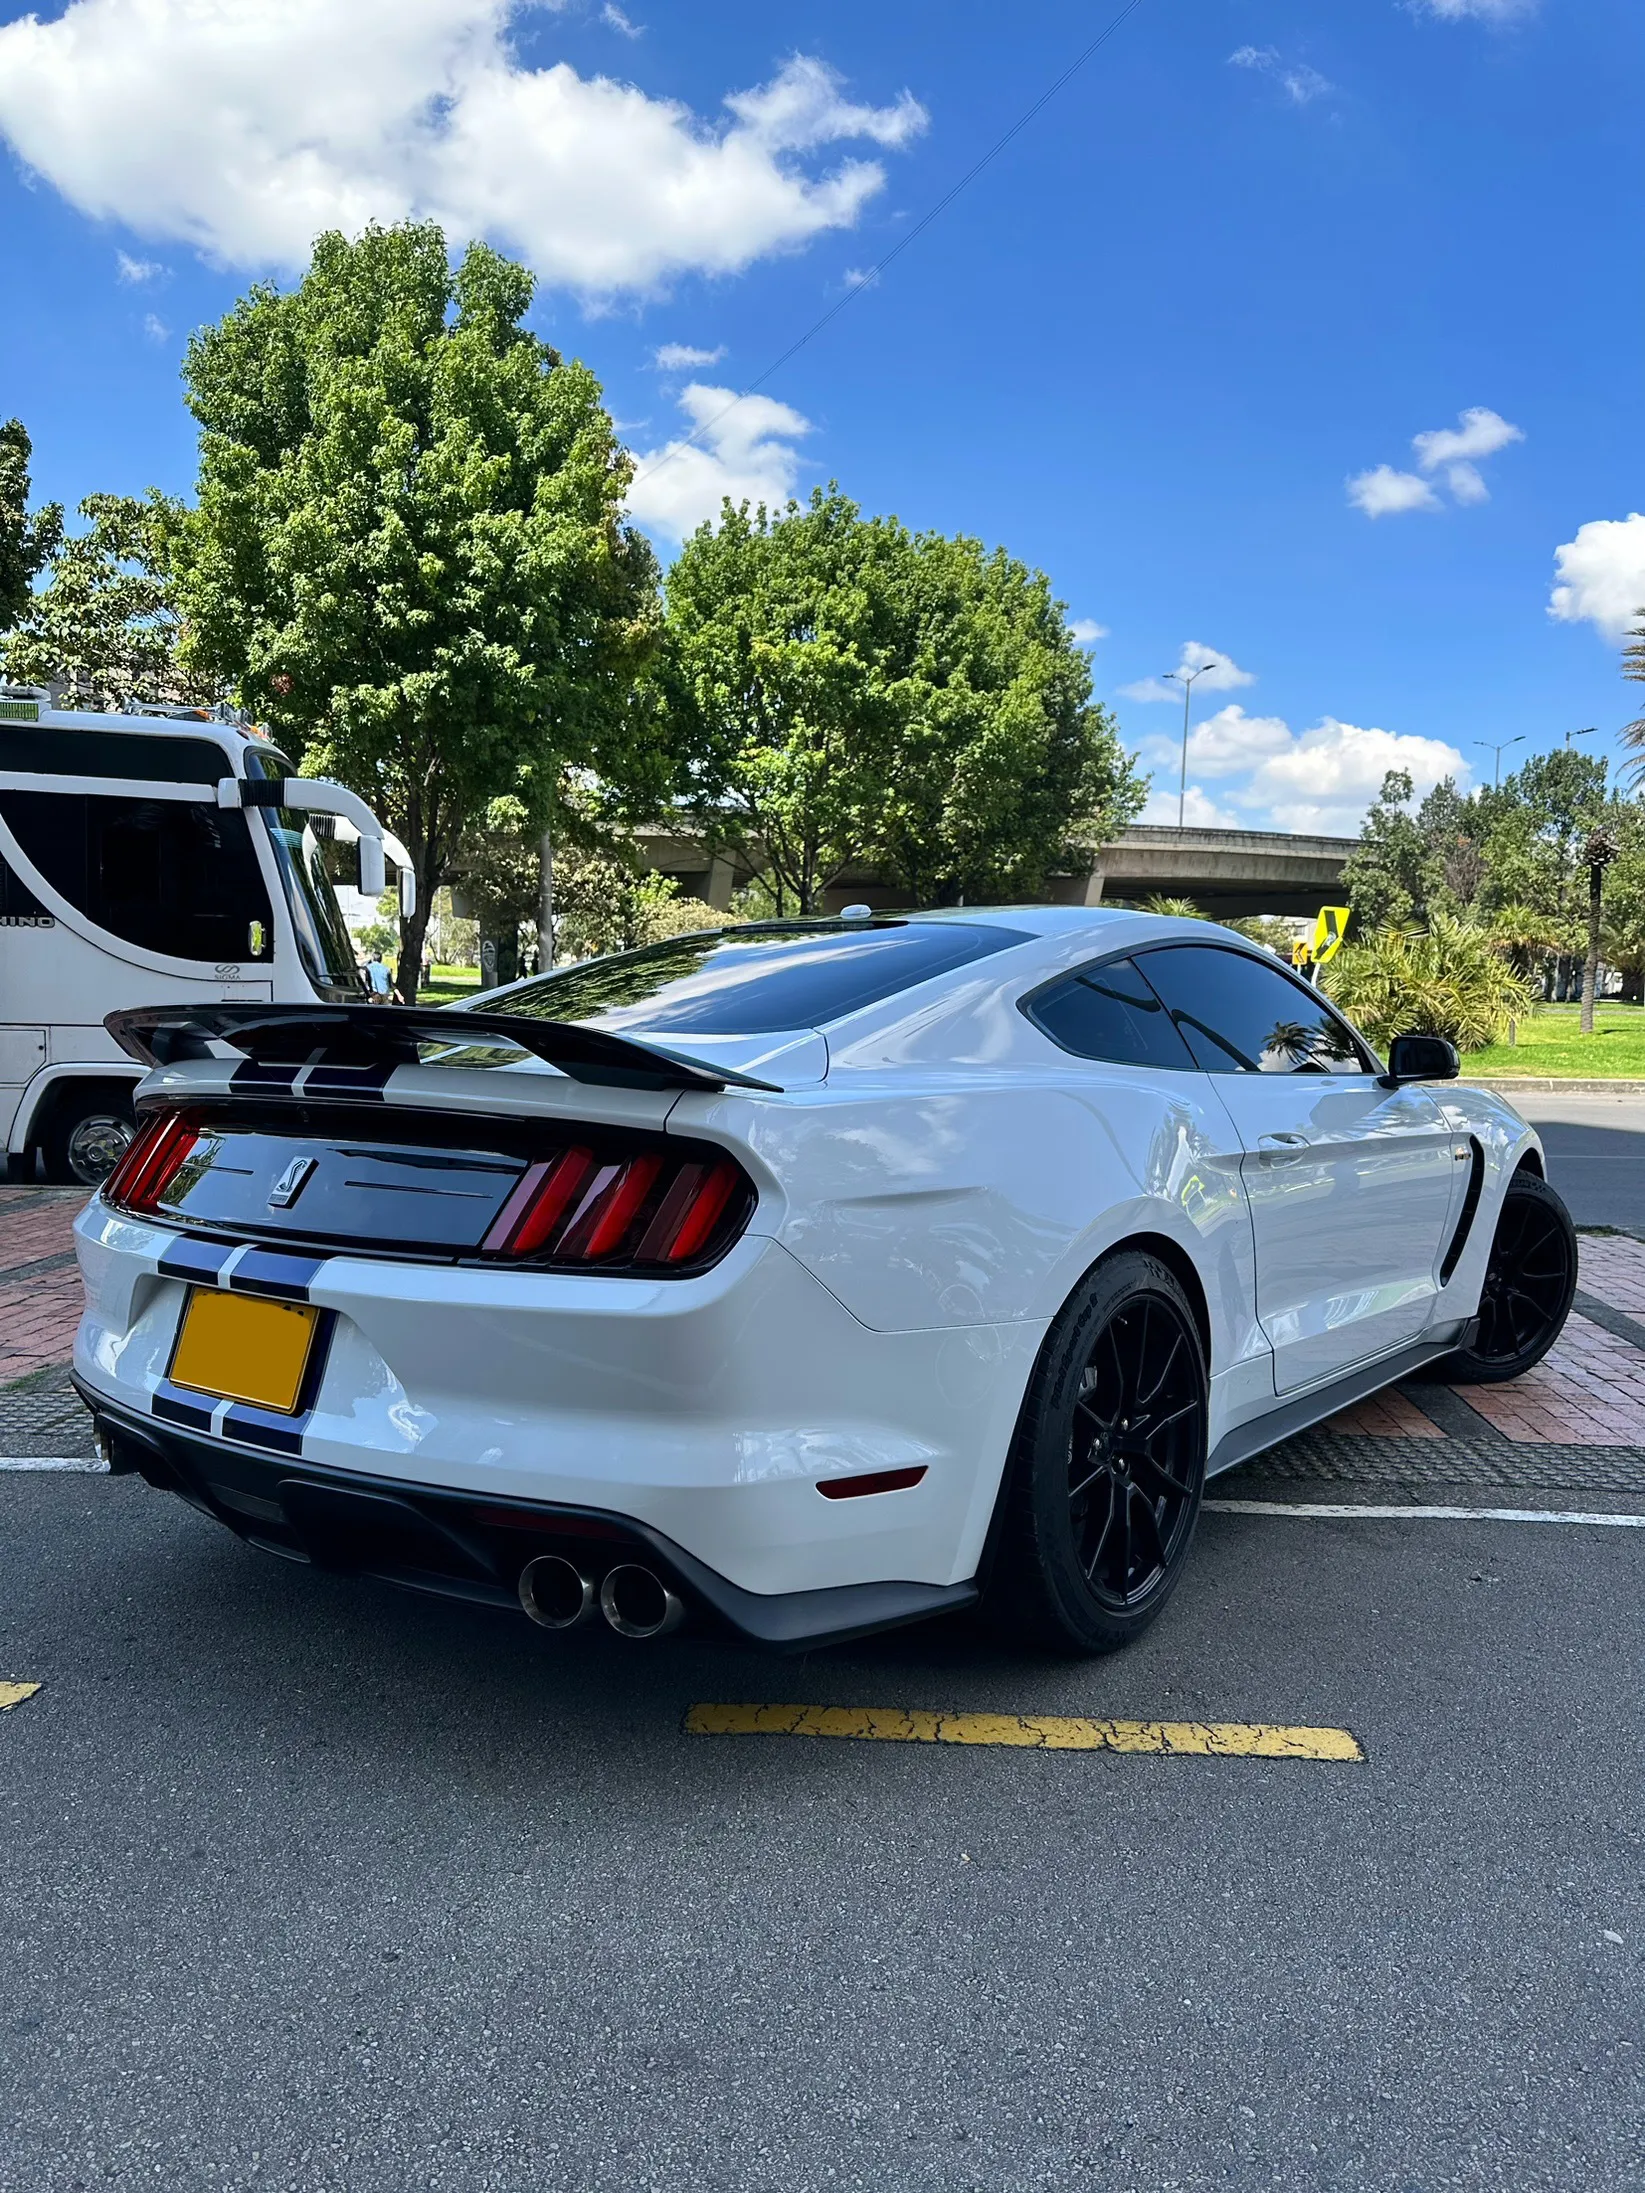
[1322,914,1537,1052]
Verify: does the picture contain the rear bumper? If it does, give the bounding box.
[79,1385,978,1651]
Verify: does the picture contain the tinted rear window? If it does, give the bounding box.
[497,922,1031,1036]
[1027,956,1196,1070]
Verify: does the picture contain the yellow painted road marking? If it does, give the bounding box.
[685,1703,1363,1761]
[0,1682,40,1712]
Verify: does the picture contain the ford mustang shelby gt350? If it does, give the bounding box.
[71,908,1576,1654]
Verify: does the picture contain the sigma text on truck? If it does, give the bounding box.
[0,688,412,1184]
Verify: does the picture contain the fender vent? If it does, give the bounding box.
[1439,1138,1486,1286]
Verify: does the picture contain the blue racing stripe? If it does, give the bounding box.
[153,1385,215,1433]
[157,1236,235,1286]
[229,1248,326,1302]
[231,1060,302,1093]
[221,1406,306,1455]
[304,1062,395,1100]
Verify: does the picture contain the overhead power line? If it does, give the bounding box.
[630,0,1154,490]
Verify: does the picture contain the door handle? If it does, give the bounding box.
[1256,1132,1310,1163]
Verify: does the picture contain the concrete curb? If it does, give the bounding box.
[1468,1077,1645,1094]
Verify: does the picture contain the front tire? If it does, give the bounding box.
[988,1251,1209,1654]
[1445,1169,1577,1385]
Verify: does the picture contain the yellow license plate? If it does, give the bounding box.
[170,1289,321,1414]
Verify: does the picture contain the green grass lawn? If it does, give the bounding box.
[1464,1001,1645,1078]
[411,963,483,1008]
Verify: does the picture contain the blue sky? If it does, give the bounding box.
[1,0,1640,836]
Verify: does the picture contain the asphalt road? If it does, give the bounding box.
[1511,1089,1645,1233]
[3,1472,1642,2191]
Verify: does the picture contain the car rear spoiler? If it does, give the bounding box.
[105,1003,782,1094]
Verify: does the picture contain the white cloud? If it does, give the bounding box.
[1140,783,1242,830]
[1242,718,1467,835]
[1142,711,1467,836]
[1412,405,1523,471]
[1068,619,1108,646]
[1120,641,1255,705]
[1411,0,1536,19]
[0,8,926,296]
[116,249,165,283]
[1228,44,1332,104]
[142,312,169,341]
[601,4,642,35]
[652,342,726,371]
[1548,514,1645,643]
[1349,405,1523,518]
[626,382,812,540]
[1348,464,1442,518]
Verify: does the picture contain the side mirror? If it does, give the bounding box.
[398,865,417,920]
[357,834,386,900]
[1383,1033,1460,1086]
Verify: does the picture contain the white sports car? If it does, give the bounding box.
[72,909,1576,1654]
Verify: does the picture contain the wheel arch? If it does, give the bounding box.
[13,1067,142,1155]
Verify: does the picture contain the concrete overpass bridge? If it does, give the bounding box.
[636,823,1357,921]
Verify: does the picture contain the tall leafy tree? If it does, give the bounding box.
[172,222,661,997]
[658,488,1142,913]
[1,492,198,707]
[0,418,62,638]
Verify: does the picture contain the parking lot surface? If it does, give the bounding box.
[3,1146,1644,2191]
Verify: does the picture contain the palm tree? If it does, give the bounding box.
[1621,611,1645,787]
[1322,915,1537,1053]
[1485,902,1563,982]
[1141,895,1205,919]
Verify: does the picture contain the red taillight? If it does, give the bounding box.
[104,1112,199,1214]
[483,1144,750,1271]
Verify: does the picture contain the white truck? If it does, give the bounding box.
[0,689,412,1183]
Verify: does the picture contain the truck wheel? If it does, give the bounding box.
[41,1088,137,1187]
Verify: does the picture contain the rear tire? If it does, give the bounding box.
[40,1087,137,1187]
[1444,1170,1577,1385]
[987,1251,1209,1655]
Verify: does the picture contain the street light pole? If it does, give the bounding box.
[1474,735,1524,789]
[1165,662,1217,830]
[1566,725,1597,749]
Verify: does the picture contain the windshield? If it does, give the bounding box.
[261,809,364,998]
[498,921,1032,1036]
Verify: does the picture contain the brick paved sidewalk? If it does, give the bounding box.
[3,1187,1644,1486]
[0,1189,90,1388]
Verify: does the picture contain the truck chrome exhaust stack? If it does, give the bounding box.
[599,1563,685,1640]
[517,1553,596,1630]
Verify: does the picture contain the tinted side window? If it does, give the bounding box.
[1138,945,1370,1074]
[1028,957,1196,1069]
[0,791,274,964]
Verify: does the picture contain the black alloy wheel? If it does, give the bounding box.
[1445,1170,1577,1386]
[989,1250,1209,1654]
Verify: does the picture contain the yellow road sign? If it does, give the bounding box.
[1312,906,1350,964]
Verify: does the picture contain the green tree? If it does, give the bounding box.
[658,488,1142,913]
[0,418,61,636]
[1,492,199,708]
[172,221,662,999]
[1339,770,1425,931]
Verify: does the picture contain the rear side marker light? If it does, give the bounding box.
[482,1144,751,1272]
[104,1112,199,1215]
[817,1467,928,1501]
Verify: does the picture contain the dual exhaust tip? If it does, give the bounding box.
[517,1552,684,1640]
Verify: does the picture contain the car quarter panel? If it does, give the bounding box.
[72,1199,1041,1593]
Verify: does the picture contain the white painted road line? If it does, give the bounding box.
[1206,1500,1645,1528]
[0,1457,108,1473]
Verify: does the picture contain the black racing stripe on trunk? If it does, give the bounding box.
[157,1237,235,1285]
[228,1249,327,1302]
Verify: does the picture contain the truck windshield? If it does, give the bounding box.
[260,809,363,997]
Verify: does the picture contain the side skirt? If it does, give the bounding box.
[1206,1322,1475,1479]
